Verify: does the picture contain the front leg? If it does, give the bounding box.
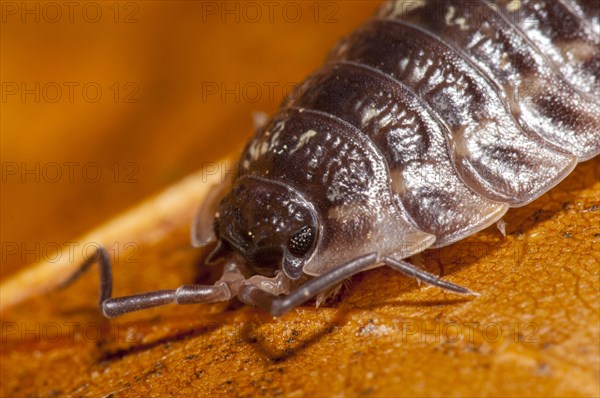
[237,253,476,316]
[237,253,378,316]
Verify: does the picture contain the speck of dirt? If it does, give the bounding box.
[463,343,480,353]
[361,387,375,395]
[537,362,552,376]
[359,322,376,336]
[140,362,167,379]
[532,209,554,223]
[510,226,524,237]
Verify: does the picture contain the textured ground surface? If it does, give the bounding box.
[2,1,599,397]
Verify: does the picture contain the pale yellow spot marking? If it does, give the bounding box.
[290,129,317,154]
[507,0,521,12]
[445,5,456,24]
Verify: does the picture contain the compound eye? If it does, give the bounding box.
[287,226,314,257]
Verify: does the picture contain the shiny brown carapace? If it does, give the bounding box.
[72,0,600,317]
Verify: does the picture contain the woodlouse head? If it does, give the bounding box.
[212,175,319,279]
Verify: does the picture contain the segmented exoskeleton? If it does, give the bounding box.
[72,0,600,317]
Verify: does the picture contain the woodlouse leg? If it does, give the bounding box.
[237,253,378,316]
[238,253,477,316]
[62,246,246,318]
[381,256,478,296]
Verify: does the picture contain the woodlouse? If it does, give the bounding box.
[70,0,599,317]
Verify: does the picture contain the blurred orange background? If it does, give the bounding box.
[1,1,381,280]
